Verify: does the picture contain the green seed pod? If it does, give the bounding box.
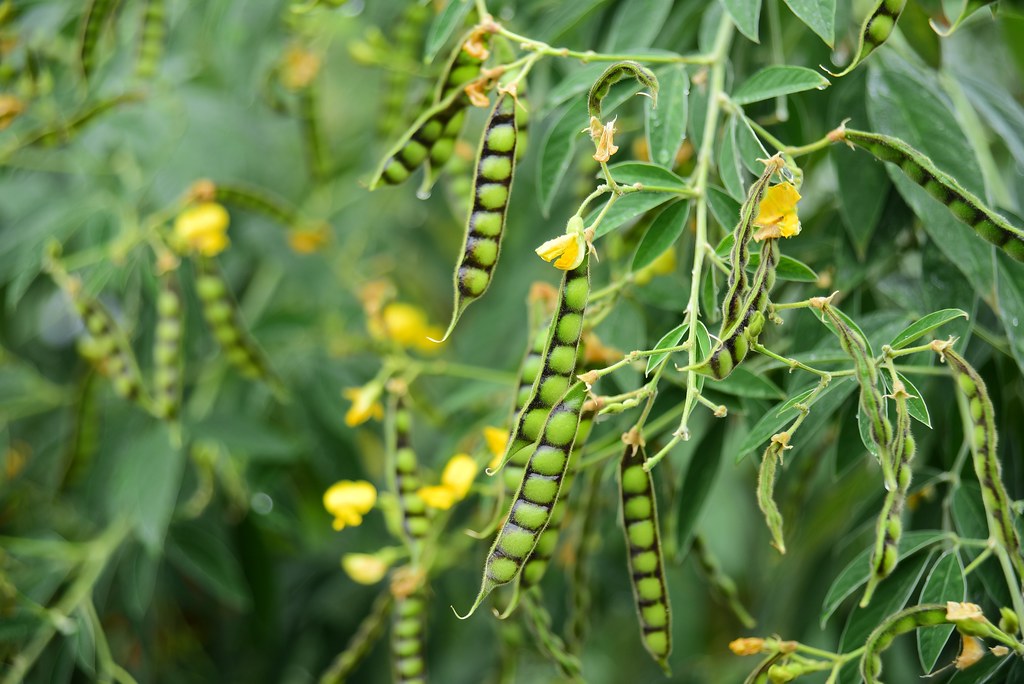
[376,2,429,138]
[826,0,907,77]
[391,585,427,684]
[999,606,1019,635]
[388,394,430,550]
[62,370,101,487]
[151,268,183,421]
[436,93,518,341]
[431,32,486,104]
[459,383,588,619]
[193,257,285,397]
[841,129,1024,262]
[133,0,165,81]
[520,587,584,681]
[320,590,393,684]
[520,411,593,590]
[691,535,756,628]
[619,450,672,674]
[208,181,302,228]
[514,91,529,162]
[567,465,602,652]
[940,347,1024,582]
[757,441,786,555]
[860,604,949,683]
[587,61,658,120]
[298,82,330,181]
[78,0,122,83]
[492,256,590,476]
[721,157,785,330]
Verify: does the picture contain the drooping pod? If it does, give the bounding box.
[46,253,149,408]
[840,129,1024,262]
[436,93,518,341]
[619,449,672,673]
[689,238,779,380]
[62,369,101,487]
[862,377,916,606]
[194,180,302,228]
[391,583,428,684]
[757,440,786,554]
[320,590,393,684]
[491,255,590,475]
[860,604,948,683]
[5,93,142,157]
[520,587,584,682]
[519,410,594,590]
[133,0,165,81]
[78,0,122,83]
[587,61,658,120]
[193,256,285,397]
[298,81,330,181]
[459,382,588,618]
[690,535,755,628]
[824,0,907,78]
[720,156,785,331]
[377,2,430,138]
[388,393,430,551]
[938,346,1024,581]
[514,91,529,162]
[151,267,183,421]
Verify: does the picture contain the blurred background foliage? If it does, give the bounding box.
[1,0,1024,682]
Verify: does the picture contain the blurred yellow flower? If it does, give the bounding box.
[753,182,801,241]
[342,385,384,427]
[341,553,390,585]
[280,45,322,90]
[288,223,330,254]
[483,426,507,469]
[417,454,479,510]
[369,302,444,352]
[728,637,765,656]
[323,480,377,531]
[174,202,230,256]
[955,635,985,670]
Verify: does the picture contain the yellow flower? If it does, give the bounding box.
[323,480,377,531]
[946,601,985,622]
[342,385,384,427]
[416,484,458,511]
[728,637,765,656]
[753,182,801,241]
[592,118,620,163]
[341,553,390,585]
[417,454,479,510]
[955,635,985,670]
[174,202,231,256]
[483,426,507,470]
[371,302,443,352]
[536,216,587,270]
[288,223,330,254]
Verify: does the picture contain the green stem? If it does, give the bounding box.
[493,25,713,65]
[753,343,833,379]
[415,360,516,385]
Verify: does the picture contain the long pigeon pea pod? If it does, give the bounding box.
[619,449,672,674]
[377,1,430,138]
[435,92,518,341]
[193,256,286,398]
[432,30,487,104]
[391,584,428,684]
[520,587,584,682]
[151,267,183,421]
[133,0,165,81]
[78,0,122,83]
[587,61,658,121]
[839,128,1024,262]
[823,0,907,78]
[938,344,1024,583]
[721,155,785,331]
[456,382,588,619]
[489,255,590,477]
[683,238,779,380]
[859,604,950,683]
[319,590,393,684]
[388,394,430,552]
[197,181,302,229]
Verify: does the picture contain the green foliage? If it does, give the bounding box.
[2,1,1024,682]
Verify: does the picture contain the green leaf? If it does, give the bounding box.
[888,309,969,349]
[645,65,689,168]
[591,192,674,238]
[732,66,830,105]
[106,424,185,553]
[857,401,880,458]
[423,0,473,65]
[782,0,836,46]
[538,100,587,217]
[710,367,785,399]
[646,322,688,376]
[947,655,1012,683]
[820,530,947,627]
[718,117,744,201]
[917,551,965,673]
[749,251,818,282]
[607,162,688,190]
[694,319,712,394]
[735,116,768,174]
[166,521,252,611]
[603,0,674,51]
[897,372,931,428]
[720,0,763,42]
[707,185,741,231]
[633,200,691,272]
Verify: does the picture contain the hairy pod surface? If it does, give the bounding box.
[860,604,948,683]
[437,93,518,341]
[151,268,183,421]
[827,0,907,77]
[494,256,590,476]
[389,395,430,549]
[757,441,786,554]
[587,61,658,120]
[619,450,672,673]
[843,129,1024,262]
[462,382,588,618]
[391,586,428,684]
[194,257,284,395]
